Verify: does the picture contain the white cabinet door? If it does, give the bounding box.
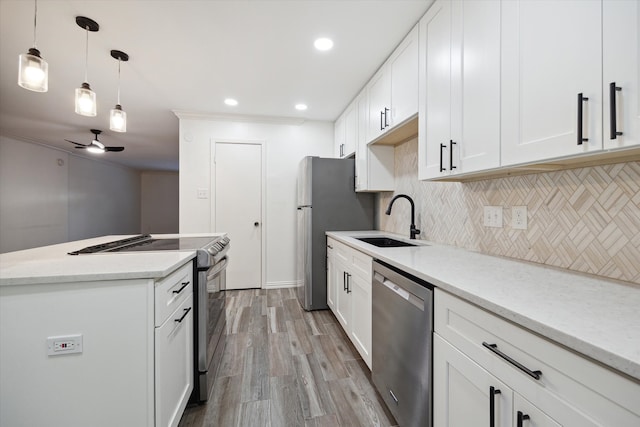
[419,0,454,180]
[334,259,351,331]
[501,0,602,166]
[603,0,639,150]
[454,0,501,174]
[334,115,345,158]
[368,68,392,142]
[155,295,194,427]
[434,334,513,427]
[326,240,337,311]
[390,24,419,128]
[343,102,357,158]
[349,271,372,368]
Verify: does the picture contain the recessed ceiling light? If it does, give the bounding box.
[295,103,308,111]
[224,98,238,106]
[314,37,334,51]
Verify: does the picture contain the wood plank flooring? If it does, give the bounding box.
[178,288,397,427]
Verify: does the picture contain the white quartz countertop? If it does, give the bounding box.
[0,233,224,286]
[327,230,640,382]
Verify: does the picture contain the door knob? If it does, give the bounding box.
[254,222,259,227]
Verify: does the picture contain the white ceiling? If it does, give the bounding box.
[0,0,432,171]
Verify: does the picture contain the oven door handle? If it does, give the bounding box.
[207,257,229,280]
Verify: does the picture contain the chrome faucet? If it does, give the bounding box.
[385,194,421,239]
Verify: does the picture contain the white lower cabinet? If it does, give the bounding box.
[326,237,373,368]
[434,289,640,426]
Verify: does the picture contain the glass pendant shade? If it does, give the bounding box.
[18,48,48,92]
[75,82,96,116]
[110,104,127,132]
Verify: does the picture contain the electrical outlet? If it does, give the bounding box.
[197,188,209,199]
[483,206,503,228]
[47,335,83,356]
[512,206,528,230]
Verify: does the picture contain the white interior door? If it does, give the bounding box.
[214,141,263,290]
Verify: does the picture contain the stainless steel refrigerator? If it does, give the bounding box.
[296,156,375,310]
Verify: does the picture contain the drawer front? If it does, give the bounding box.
[434,289,640,426]
[350,249,372,282]
[155,294,194,427]
[155,262,193,326]
[333,239,351,265]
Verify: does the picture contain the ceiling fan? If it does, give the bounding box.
[65,129,124,153]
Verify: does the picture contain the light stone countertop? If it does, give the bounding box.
[0,233,224,286]
[327,230,640,382]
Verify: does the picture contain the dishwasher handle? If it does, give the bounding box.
[374,272,425,311]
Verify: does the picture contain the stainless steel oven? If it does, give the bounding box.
[68,234,230,403]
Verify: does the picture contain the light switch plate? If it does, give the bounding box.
[196,188,209,199]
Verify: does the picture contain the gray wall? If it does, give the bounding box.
[0,136,141,253]
[141,172,179,234]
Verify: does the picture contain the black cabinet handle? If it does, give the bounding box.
[609,82,623,140]
[380,111,385,131]
[343,271,347,291]
[489,386,501,427]
[347,273,351,293]
[384,107,390,128]
[449,140,457,170]
[439,144,446,172]
[175,307,192,323]
[327,244,333,249]
[172,281,190,294]
[517,411,530,427]
[482,342,542,380]
[577,93,589,145]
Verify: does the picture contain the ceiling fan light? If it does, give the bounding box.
[110,104,127,132]
[18,48,48,92]
[86,144,104,154]
[75,82,96,116]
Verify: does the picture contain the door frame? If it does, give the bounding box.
[210,138,266,289]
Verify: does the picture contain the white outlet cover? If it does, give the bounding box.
[484,206,503,228]
[512,206,528,230]
[47,334,83,356]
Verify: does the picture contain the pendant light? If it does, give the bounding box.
[18,0,48,92]
[74,16,99,117]
[109,50,129,132]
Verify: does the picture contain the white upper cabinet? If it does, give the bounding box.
[418,0,501,180]
[418,0,453,180]
[367,66,392,142]
[334,114,345,158]
[343,101,357,157]
[501,0,603,166]
[389,24,420,128]
[367,24,419,144]
[603,0,639,150]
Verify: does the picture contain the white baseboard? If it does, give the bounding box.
[264,280,299,289]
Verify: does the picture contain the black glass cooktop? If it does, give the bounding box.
[68,234,219,255]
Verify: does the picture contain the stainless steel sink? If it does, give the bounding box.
[356,237,417,247]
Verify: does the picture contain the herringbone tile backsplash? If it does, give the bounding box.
[378,138,640,284]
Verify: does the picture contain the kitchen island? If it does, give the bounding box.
[0,234,221,427]
[327,230,640,426]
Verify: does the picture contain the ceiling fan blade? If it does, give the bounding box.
[74,146,87,150]
[104,146,125,152]
[65,139,89,147]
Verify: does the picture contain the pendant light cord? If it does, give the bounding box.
[117,59,121,105]
[84,26,89,82]
[32,0,38,48]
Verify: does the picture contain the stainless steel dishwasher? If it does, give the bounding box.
[372,259,433,427]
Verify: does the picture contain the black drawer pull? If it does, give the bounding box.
[482,342,542,380]
[380,111,385,131]
[384,107,390,128]
[175,307,192,323]
[489,386,501,427]
[440,143,446,172]
[517,411,530,427]
[609,82,623,140]
[172,281,190,294]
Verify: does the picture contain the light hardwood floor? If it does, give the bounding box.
[178,288,397,427]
